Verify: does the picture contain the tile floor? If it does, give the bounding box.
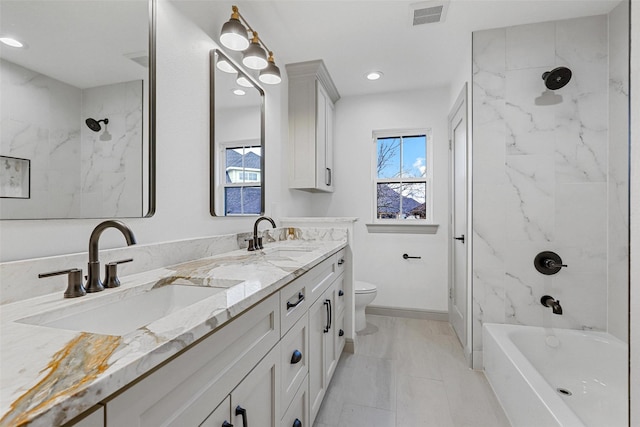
[313,315,511,427]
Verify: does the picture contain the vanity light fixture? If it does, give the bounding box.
[219,5,281,83]
[259,51,282,85]
[216,56,236,73]
[236,74,253,88]
[0,37,24,48]
[366,71,383,81]
[219,6,249,51]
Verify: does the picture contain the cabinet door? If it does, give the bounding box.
[281,376,308,427]
[323,284,338,383]
[200,396,231,427]
[308,296,328,423]
[231,344,281,427]
[314,83,335,193]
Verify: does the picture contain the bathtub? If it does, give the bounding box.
[483,323,627,427]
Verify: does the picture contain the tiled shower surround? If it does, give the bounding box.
[472,11,629,363]
[0,59,142,218]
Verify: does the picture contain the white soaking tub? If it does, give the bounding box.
[483,323,627,427]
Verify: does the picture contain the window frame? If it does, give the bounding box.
[217,139,262,216]
[371,128,433,224]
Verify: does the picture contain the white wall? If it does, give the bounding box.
[0,0,312,262]
[310,88,451,312]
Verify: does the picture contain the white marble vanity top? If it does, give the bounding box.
[0,237,346,426]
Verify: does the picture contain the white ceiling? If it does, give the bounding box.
[1,0,622,94]
[182,0,621,97]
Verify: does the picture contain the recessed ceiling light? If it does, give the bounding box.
[0,37,25,48]
[366,71,383,81]
[233,88,246,96]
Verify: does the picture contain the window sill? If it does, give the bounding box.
[365,223,439,234]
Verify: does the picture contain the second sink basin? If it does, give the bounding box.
[17,284,225,336]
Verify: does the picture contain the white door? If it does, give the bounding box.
[448,85,468,349]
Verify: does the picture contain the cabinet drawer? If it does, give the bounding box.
[200,396,230,427]
[306,255,336,305]
[334,274,345,316]
[281,275,309,336]
[281,312,308,414]
[335,248,346,277]
[281,376,309,427]
[69,405,104,427]
[105,293,280,427]
[335,310,345,361]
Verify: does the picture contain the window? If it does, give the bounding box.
[220,143,262,215]
[373,129,432,222]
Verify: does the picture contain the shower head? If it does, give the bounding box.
[85,118,109,132]
[542,67,572,90]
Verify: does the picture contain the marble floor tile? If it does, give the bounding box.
[313,315,510,427]
[338,403,396,427]
[396,375,454,427]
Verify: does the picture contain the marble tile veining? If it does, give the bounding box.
[0,229,346,426]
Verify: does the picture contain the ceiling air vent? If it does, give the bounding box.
[410,1,449,26]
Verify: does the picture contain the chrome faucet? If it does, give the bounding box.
[541,295,563,315]
[86,220,137,292]
[249,216,276,251]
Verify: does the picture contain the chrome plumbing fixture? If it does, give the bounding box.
[534,251,567,275]
[541,295,563,315]
[86,220,137,292]
[249,216,276,251]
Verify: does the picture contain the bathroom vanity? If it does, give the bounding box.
[0,230,349,427]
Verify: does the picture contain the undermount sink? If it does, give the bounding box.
[265,246,318,258]
[17,284,225,336]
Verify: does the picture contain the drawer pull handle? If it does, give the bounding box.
[339,329,344,337]
[338,258,345,265]
[323,300,330,333]
[293,419,302,427]
[338,290,344,297]
[222,422,233,427]
[235,405,248,427]
[287,292,305,309]
[291,349,302,364]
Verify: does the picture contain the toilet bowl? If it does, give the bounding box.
[355,280,377,332]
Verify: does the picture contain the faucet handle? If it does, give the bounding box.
[104,258,133,288]
[39,268,86,298]
[245,238,256,252]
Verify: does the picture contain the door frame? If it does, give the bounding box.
[448,83,472,366]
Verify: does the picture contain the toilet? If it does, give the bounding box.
[355,280,378,332]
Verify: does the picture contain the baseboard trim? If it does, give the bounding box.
[365,305,448,322]
[344,338,355,354]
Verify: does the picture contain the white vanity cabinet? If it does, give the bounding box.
[286,60,340,193]
[98,248,346,427]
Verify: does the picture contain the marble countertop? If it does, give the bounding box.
[0,239,346,426]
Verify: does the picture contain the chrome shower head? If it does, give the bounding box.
[85,118,109,132]
[542,67,572,90]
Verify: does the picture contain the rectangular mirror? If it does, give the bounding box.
[210,49,265,216]
[0,0,155,219]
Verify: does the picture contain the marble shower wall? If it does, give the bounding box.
[472,14,613,356]
[0,59,82,218]
[80,81,143,217]
[607,2,630,342]
[0,59,143,218]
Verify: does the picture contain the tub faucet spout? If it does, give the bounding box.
[541,295,563,315]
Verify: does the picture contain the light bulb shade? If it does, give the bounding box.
[259,61,281,85]
[220,18,249,51]
[216,57,236,73]
[242,40,268,70]
[236,75,253,88]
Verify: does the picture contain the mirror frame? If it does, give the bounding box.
[209,48,265,217]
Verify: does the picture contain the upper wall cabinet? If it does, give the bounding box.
[286,60,340,193]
